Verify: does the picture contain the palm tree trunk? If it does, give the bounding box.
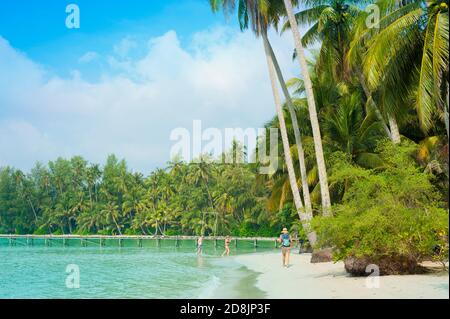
[263,32,313,217]
[283,0,332,216]
[213,211,219,236]
[263,34,317,246]
[158,223,164,236]
[201,211,206,236]
[355,66,401,144]
[154,221,159,236]
[88,187,93,210]
[112,215,122,235]
[445,80,449,138]
[26,197,38,222]
[355,66,393,138]
[388,115,401,144]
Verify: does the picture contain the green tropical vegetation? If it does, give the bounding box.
[0,0,448,273]
[0,147,282,237]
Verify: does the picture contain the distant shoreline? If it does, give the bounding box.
[234,252,449,299]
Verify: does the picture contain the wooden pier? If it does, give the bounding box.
[0,234,279,248]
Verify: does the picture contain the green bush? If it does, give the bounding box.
[33,226,48,235]
[124,228,140,235]
[231,222,279,237]
[97,229,112,236]
[164,229,181,236]
[314,204,448,263]
[313,141,449,268]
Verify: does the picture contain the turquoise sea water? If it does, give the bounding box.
[0,237,274,298]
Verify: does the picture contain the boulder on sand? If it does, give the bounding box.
[310,248,333,263]
[344,256,427,276]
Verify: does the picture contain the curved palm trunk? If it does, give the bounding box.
[355,67,392,137]
[388,116,401,144]
[213,212,218,236]
[445,80,449,138]
[154,221,159,236]
[263,35,317,246]
[201,211,206,236]
[356,66,401,144]
[158,223,164,235]
[283,0,332,216]
[26,197,38,222]
[262,32,313,218]
[112,215,122,235]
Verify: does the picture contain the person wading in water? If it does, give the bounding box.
[277,228,292,267]
[197,236,203,255]
[222,236,231,256]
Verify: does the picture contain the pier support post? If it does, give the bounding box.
[138,238,142,248]
[235,239,238,248]
[175,236,179,248]
[254,239,257,248]
[119,238,123,247]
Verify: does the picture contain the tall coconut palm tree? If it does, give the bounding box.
[212,0,313,218]
[101,202,122,235]
[282,0,332,216]
[264,34,314,218]
[264,44,316,243]
[209,0,317,244]
[14,170,38,223]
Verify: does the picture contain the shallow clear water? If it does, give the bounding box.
[0,238,274,298]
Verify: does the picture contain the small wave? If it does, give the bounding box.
[197,275,221,299]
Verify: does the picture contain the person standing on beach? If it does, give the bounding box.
[197,236,203,255]
[277,228,292,267]
[222,236,231,256]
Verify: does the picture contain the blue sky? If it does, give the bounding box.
[0,1,301,173]
[0,0,223,78]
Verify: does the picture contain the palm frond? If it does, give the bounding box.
[416,13,436,132]
[281,5,329,32]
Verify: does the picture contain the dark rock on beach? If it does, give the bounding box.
[310,248,333,263]
[344,256,427,276]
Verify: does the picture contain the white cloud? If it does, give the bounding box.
[113,37,137,58]
[0,119,57,166]
[78,51,100,64]
[0,27,298,173]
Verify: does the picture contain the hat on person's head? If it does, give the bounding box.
[282,227,288,233]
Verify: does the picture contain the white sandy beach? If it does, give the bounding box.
[235,252,449,299]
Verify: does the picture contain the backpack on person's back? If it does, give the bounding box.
[280,233,290,247]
